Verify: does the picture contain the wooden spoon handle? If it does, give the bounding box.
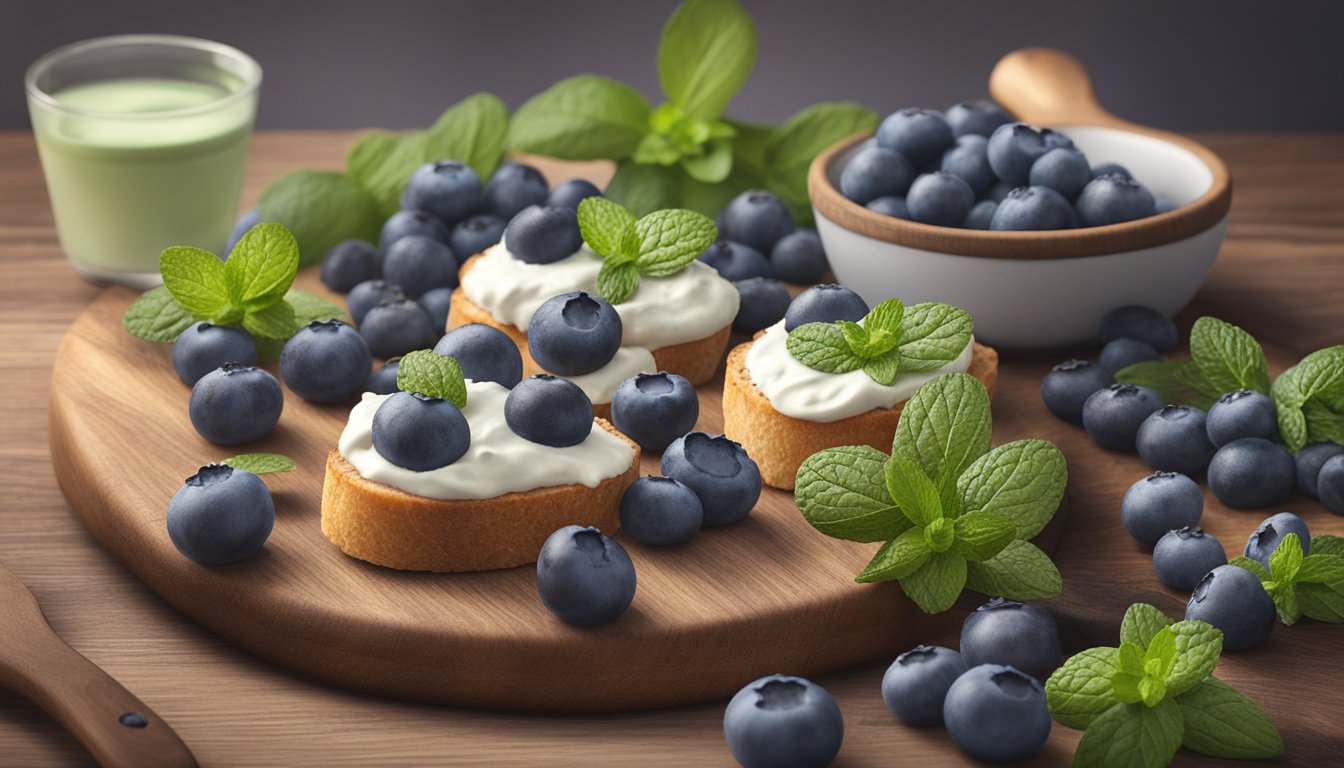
[989,47,1134,129]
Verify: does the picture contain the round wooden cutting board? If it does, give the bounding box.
[48,276,1066,713]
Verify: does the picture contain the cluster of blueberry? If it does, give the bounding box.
[839,101,1171,230]
[720,597,1060,767]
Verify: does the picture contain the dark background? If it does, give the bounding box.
[7,0,1343,131]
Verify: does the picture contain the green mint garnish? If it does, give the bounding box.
[1229,533,1344,624]
[1047,603,1284,765]
[786,299,972,386]
[395,349,468,409]
[794,373,1065,613]
[120,285,197,343]
[257,171,382,267]
[576,197,717,304]
[221,453,296,475]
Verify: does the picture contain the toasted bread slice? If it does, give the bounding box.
[722,341,999,490]
[449,254,732,387]
[321,418,640,572]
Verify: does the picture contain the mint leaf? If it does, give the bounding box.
[896,303,975,373]
[256,171,381,267]
[1276,346,1344,452]
[1115,359,1217,410]
[1269,581,1302,625]
[1175,677,1284,759]
[965,539,1062,601]
[1046,647,1121,729]
[596,261,639,305]
[285,288,347,326]
[1188,316,1271,395]
[787,323,865,374]
[657,0,756,121]
[855,527,929,583]
[1166,619,1222,697]
[1111,641,1148,705]
[899,551,966,614]
[632,209,718,276]
[1073,700,1183,768]
[763,101,878,218]
[1310,534,1344,559]
[396,349,467,408]
[884,454,943,528]
[1230,554,1271,582]
[1268,533,1305,582]
[1141,628,1178,705]
[1296,578,1344,623]
[795,446,909,542]
[680,137,734,183]
[864,298,904,337]
[1119,603,1173,650]
[241,301,297,341]
[1297,552,1344,583]
[1303,398,1344,444]
[604,160,681,217]
[956,439,1067,540]
[838,321,868,355]
[221,453,295,474]
[345,131,422,216]
[223,222,299,309]
[160,246,230,320]
[506,75,650,160]
[1275,390,1310,453]
[952,511,1016,562]
[862,351,900,386]
[577,196,637,259]
[121,286,197,343]
[892,373,992,507]
[1282,346,1344,402]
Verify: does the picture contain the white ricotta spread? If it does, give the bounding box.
[562,346,657,405]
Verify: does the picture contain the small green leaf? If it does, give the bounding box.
[1297,552,1344,583]
[952,511,1016,562]
[1229,555,1271,582]
[1188,315,1271,395]
[1115,359,1217,410]
[1119,603,1172,650]
[864,299,904,337]
[860,328,898,359]
[787,322,865,374]
[1073,699,1183,768]
[837,321,868,356]
[855,527,930,583]
[892,372,992,507]
[256,171,381,266]
[884,454,943,528]
[577,197,637,259]
[160,246,230,319]
[957,439,1067,541]
[922,517,956,553]
[596,261,640,305]
[679,137,734,183]
[241,300,298,340]
[632,208,718,276]
[762,101,878,215]
[1175,676,1284,759]
[121,286,197,343]
[895,303,975,373]
[1309,534,1344,559]
[862,350,900,386]
[1165,620,1222,697]
[604,159,681,217]
[223,221,300,309]
[396,349,467,408]
[898,551,966,614]
[1112,642,1147,705]
[1268,533,1305,582]
[1046,647,1121,729]
[284,288,347,326]
[657,0,756,121]
[1297,578,1344,623]
[221,453,296,474]
[965,539,1062,601]
[505,75,651,160]
[1268,581,1302,625]
[794,445,910,543]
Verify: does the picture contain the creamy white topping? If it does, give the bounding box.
[561,346,657,405]
[744,320,975,423]
[460,241,739,350]
[337,382,633,500]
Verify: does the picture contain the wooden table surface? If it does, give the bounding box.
[2,131,1342,766]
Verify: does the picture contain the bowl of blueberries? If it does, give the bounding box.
[808,48,1232,349]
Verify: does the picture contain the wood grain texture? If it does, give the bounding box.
[2,131,1343,766]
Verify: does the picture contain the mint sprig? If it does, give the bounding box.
[576,197,717,304]
[1047,603,1283,765]
[221,453,296,475]
[395,349,467,409]
[794,373,1065,613]
[1230,533,1344,624]
[786,299,973,386]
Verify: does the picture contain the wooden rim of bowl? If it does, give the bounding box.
[808,130,1232,260]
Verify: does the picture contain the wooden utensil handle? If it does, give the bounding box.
[990,47,1135,130]
[3,627,197,768]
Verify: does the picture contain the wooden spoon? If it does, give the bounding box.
[0,562,197,767]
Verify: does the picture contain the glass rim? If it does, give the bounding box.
[25,34,262,120]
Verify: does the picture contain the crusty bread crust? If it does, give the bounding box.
[722,341,999,490]
[320,418,640,572]
[449,254,732,387]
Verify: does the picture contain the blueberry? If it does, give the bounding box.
[279,320,372,404]
[483,161,549,221]
[945,99,1010,138]
[876,108,955,167]
[433,323,523,389]
[1185,565,1275,651]
[769,230,828,284]
[721,190,795,255]
[1121,471,1204,548]
[1083,383,1165,451]
[962,200,998,229]
[1040,359,1114,425]
[449,214,507,264]
[224,208,261,257]
[943,664,1051,763]
[1098,305,1178,353]
[505,374,593,448]
[527,291,622,376]
[1076,174,1156,227]
[723,675,844,768]
[359,298,438,359]
[989,186,1077,230]
[839,146,915,204]
[172,322,258,386]
[504,205,583,265]
[1028,147,1093,202]
[940,135,996,197]
[1298,443,1344,498]
[535,526,636,625]
[865,195,909,219]
[1206,389,1279,448]
[380,235,457,299]
[611,372,700,453]
[1153,527,1227,591]
[363,359,400,395]
[986,122,1074,187]
[379,209,451,251]
[319,240,381,293]
[1244,512,1310,569]
[166,464,274,564]
[906,171,975,227]
[960,598,1062,680]
[546,178,602,210]
[1091,162,1132,180]
[188,363,283,445]
[418,286,453,332]
[733,278,791,334]
[784,284,869,332]
[881,645,968,726]
[1208,437,1295,509]
[1099,337,1161,373]
[618,475,704,546]
[1320,455,1344,515]
[400,160,481,224]
[985,181,1013,202]
[370,391,470,471]
[661,433,761,526]
[698,241,771,281]
[1137,405,1217,477]
[347,280,406,327]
